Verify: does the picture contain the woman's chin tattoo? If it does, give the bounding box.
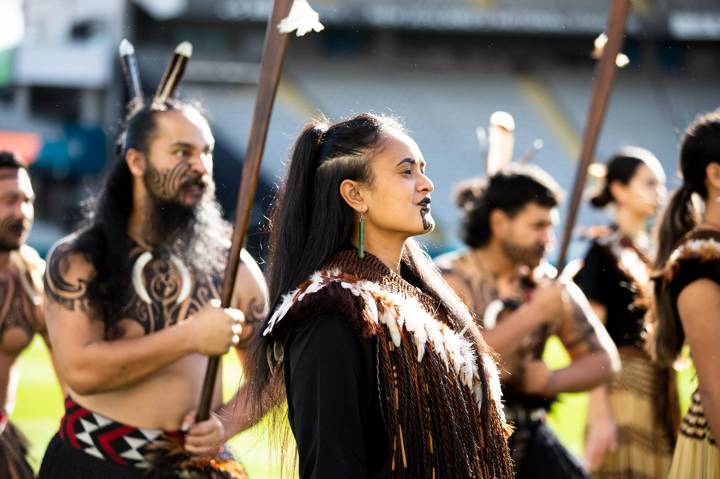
[420,211,435,232]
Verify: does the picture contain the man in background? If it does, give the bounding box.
[437,165,620,479]
[0,150,58,479]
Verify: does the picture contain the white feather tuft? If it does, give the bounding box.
[119,38,135,56]
[340,281,363,297]
[298,274,327,301]
[277,0,325,37]
[379,307,402,348]
[483,354,506,422]
[264,288,301,336]
[443,330,465,377]
[473,383,483,412]
[363,291,379,325]
[175,41,193,57]
[425,320,449,370]
[397,297,429,362]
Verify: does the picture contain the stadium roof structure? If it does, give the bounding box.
[149,0,720,39]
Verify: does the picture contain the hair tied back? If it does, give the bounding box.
[313,123,329,147]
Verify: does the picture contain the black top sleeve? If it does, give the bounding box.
[671,257,720,297]
[283,311,377,479]
[574,241,611,306]
[574,240,649,346]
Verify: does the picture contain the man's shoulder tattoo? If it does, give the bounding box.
[43,241,91,313]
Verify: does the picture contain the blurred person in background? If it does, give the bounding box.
[574,147,674,478]
[0,150,57,479]
[436,165,620,479]
[37,100,268,479]
[648,111,720,479]
[252,113,514,478]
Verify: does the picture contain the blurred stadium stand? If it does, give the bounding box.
[0,0,718,262]
[182,0,720,39]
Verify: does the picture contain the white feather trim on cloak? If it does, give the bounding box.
[263,270,504,414]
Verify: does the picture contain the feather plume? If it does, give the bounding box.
[277,0,324,37]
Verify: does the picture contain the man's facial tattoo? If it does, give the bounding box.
[143,162,200,245]
[146,161,206,201]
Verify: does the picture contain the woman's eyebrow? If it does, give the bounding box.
[396,158,416,167]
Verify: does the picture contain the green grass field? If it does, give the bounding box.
[15,336,695,477]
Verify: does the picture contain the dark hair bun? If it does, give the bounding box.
[454,178,487,210]
[589,187,613,209]
[588,147,657,209]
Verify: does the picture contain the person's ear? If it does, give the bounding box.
[126,148,146,177]
[489,209,510,239]
[609,180,626,206]
[339,179,368,214]
[706,163,720,193]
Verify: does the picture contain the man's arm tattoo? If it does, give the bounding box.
[43,243,90,313]
[559,290,602,354]
[236,295,268,349]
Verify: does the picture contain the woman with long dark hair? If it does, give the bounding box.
[250,113,513,478]
[574,147,674,478]
[648,111,720,478]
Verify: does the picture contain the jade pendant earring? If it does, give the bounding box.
[357,212,366,259]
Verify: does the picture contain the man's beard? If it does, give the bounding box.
[143,171,230,276]
[500,238,546,268]
[0,217,28,252]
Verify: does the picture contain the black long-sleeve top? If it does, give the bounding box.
[283,311,390,479]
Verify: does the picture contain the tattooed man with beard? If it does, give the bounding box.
[0,151,58,479]
[436,165,620,479]
[38,101,268,479]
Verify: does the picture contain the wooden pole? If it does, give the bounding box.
[556,0,632,270]
[197,0,294,421]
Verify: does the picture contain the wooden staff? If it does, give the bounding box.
[556,0,631,270]
[196,0,295,421]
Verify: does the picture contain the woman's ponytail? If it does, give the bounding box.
[653,185,698,271]
[647,184,698,365]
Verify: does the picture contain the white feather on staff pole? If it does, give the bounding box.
[486,111,515,175]
[119,39,144,101]
[153,41,193,106]
[475,126,488,163]
[278,0,324,36]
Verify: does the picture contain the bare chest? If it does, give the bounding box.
[469,274,551,360]
[0,269,42,354]
[118,252,221,337]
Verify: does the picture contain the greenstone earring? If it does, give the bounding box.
[357,212,365,259]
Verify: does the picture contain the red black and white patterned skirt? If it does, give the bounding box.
[38,396,184,478]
